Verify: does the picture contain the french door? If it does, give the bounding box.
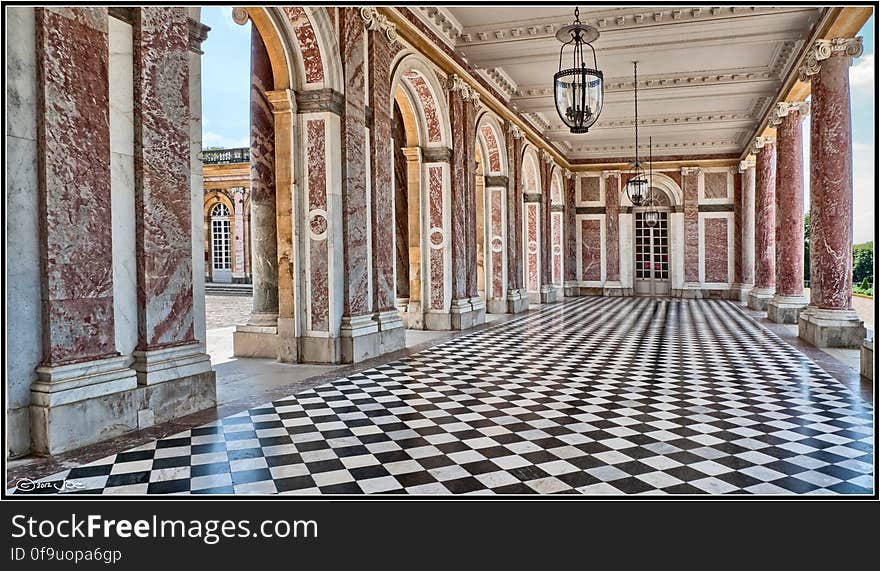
[634,210,670,296]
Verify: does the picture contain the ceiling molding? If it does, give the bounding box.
[477,67,518,100]
[414,6,464,50]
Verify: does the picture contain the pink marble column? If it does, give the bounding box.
[393,105,409,300]
[747,137,776,311]
[447,76,482,327]
[768,102,809,323]
[35,8,118,368]
[538,155,558,302]
[131,8,212,383]
[340,8,371,320]
[563,172,577,295]
[682,168,701,288]
[604,172,621,290]
[366,15,404,348]
[232,188,246,281]
[505,124,527,312]
[733,160,756,300]
[798,37,866,347]
[246,28,278,323]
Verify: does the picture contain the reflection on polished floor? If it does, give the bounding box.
[10,298,873,495]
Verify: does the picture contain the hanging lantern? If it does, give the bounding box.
[625,61,648,206]
[553,7,604,134]
[644,136,659,228]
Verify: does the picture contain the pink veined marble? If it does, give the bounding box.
[368,27,395,313]
[552,212,563,285]
[402,72,442,143]
[133,7,195,349]
[307,119,329,331]
[604,175,620,281]
[340,8,369,317]
[704,172,729,199]
[564,176,578,282]
[480,124,501,174]
[448,88,470,301]
[283,7,324,84]
[506,133,523,292]
[526,203,540,291]
[754,144,777,290]
[36,7,117,365]
[580,219,602,281]
[704,217,729,283]
[741,167,756,285]
[581,176,600,203]
[810,51,854,311]
[490,189,504,298]
[683,171,700,283]
[774,110,805,297]
[540,162,554,287]
[428,166,445,309]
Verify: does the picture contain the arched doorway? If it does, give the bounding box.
[633,191,671,296]
[475,115,508,314]
[522,148,542,303]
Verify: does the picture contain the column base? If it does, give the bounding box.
[527,290,541,304]
[563,280,578,297]
[798,307,866,349]
[861,339,873,381]
[424,310,453,331]
[374,309,405,354]
[603,281,630,297]
[276,317,297,363]
[247,311,279,327]
[30,357,215,456]
[540,285,561,304]
[132,342,213,386]
[450,298,483,330]
[729,283,754,302]
[767,294,808,324]
[299,335,341,364]
[233,324,279,358]
[506,289,529,314]
[486,298,508,314]
[401,300,425,330]
[469,296,487,325]
[340,314,381,363]
[747,287,775,311]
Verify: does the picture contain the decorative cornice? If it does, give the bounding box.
[361,6,397,42]
[738,159,756,172]
[569,140,741,154]
[187,18,210,54]
[602,170,621,178]
[768,101,810,126]
[417,6,463,47]
[752,135,776,153]
[798,37,864,81]
[478,67,518,101]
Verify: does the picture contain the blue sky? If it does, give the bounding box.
[200,8,875,242]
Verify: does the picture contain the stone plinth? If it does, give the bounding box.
[798,308,866,348]
[748,287,775,311]
[233,324,279,358]
[768,295,809,324]
[861,339,873,381]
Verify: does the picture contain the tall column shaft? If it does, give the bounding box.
[604,173,621,287]
[768,103,809,323]
[504,125,527,312]
[563,172,577,295]
[248,28,278,323]
[538,155,559,303]
[232,188,246,279]
[748,138,776,311]
[798,37,866,347]
[740,163,756,286]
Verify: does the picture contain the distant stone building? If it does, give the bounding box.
[203,148,252,283]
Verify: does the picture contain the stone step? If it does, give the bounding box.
[205,283,253,296]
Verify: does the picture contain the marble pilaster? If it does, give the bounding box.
[232,188,246,280]
[505,123,528,313]
[131,7,211,385]
[31,8,140,454]
[748,138,776,311]
[798,37,866,347]
[768,102,809,324]
[681,167,701,295]
[603,171,623,295]
[563,172,578,296]
[366,11,404,352]
[539,154,560,303]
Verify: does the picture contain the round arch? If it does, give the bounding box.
[390,53,452,147]
[550,167,564,205]
[475,112,507,176]
[522,146,541,192]
[620,172,683,207]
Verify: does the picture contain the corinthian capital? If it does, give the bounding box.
[507,123,523,140]
[769,101,811,126]
[738,159,755,173]
[798,36,864,82]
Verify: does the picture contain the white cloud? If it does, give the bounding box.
[202,131,249,149]
[850,54,874,89]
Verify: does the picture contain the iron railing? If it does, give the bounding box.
[203,147,250,165]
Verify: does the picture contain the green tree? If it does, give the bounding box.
[853,241,873,286]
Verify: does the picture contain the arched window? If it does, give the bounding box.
[211,202,231,274]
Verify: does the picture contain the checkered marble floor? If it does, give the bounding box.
[12,297,873,495]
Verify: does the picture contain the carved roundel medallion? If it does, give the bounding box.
[308,209,329,240]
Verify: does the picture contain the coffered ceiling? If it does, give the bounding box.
[413,5,828,162]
